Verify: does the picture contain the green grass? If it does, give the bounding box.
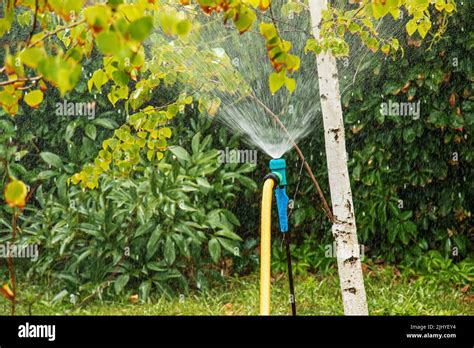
[1,265,472,315]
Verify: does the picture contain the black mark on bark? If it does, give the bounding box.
[345,287,357,294]
[329,128,340,141]
[344,256,359,265]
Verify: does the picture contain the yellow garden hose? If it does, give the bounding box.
[260,177,275,315]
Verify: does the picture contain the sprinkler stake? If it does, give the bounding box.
[269,159,289,233]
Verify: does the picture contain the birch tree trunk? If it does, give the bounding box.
[308,0,369,315]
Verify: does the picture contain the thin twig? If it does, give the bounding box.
[27,19,85,49]
[258,12,313,37]
[25,0,39,47]
[250,94,334,222]
[0,75,42,87]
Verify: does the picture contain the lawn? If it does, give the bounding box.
[2,265,472,316]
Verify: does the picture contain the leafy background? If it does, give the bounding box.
[0,1,472,303]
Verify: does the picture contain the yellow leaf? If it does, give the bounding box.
[259,0,271,11]
[160,127,172,138]
[269,71,285,95]
[146,150,154,161]
[4,180,28,208]
[406,19,418,36]
[0,283,14,301]
[20,48,45,69]
[24,90,44,108]
[259,22,277,39]
[245,0,260,8]
[284,76,296,94]
[435,0,445,11]
[381,44,391,55]
[417,20,431,39]
[444,3,454,13]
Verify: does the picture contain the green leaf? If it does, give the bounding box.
[399,227,410,245]
[96,31,120,55]
[114,274,130,294]
[88,69,108,92]
[175,19,192,37]
[37,170,58,180]
[139,280,151,301]
[403,220,417,237]
[51,290,68,304]
[304,38,322,55]
[191,132,201,153]
[169,146,190,162]
[234,7,256,34]
[196,177,211,189]
[147,262,166,272]
[387,219,398,243]
[402,128,416,143]
[128,16,153,42]
[208,238,221,263]
[85,124,97,140]
[217,237,237,254]
[93,118,118,129]
[222,209,240,227]
[215,229,242,241]
[20,48,45,68]
[40,152,63,169]
[164,237,176,265]
[146,227,162,259]
[353,164,361,181]
[236,174,257,190]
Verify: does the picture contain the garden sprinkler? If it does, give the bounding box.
[260,158,296,315]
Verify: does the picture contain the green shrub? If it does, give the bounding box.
[401,250,474,287]
[14,116,256,300]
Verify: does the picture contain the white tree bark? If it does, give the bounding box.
[308,0,369,315]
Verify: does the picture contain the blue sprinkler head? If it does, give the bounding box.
[269,158,289,233]
[269,158,287,186]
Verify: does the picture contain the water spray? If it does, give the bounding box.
[260,158,296,315]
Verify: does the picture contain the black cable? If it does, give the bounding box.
[285,231,296,316]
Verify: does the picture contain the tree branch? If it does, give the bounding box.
[25,0,39,47]
[26,19,86,49]
[0,75,42,87]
